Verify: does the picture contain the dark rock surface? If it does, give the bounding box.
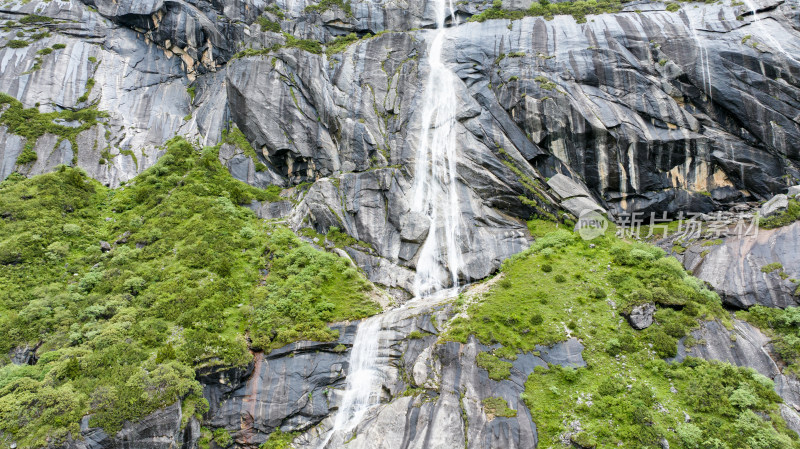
[61,402,200,449]
[2,0,799,294]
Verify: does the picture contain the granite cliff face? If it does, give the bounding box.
[2,0,800,446]
[2,0,800,296]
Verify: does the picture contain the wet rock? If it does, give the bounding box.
[624,303,656,330]
[761,194,789,218]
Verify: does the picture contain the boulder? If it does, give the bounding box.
[761,194,790,218]
[625,303,656,330]
[789,185,800,198]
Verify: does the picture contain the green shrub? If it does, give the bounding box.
[0,92,108,159]
[649,330,678,358]
[482,397,517,418]
[213,428,233,448]
[305,0,353,17]
[476,352,512,380]
[7,39,29,48]
[759,199,800,230]
[666,2,681,12]
[761,262,784,273]
[260,429,298,449]
[257,16,281,32]
[0,138,378,445]
[19,14,53,24]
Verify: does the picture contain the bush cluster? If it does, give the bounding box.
[0,137,378,446]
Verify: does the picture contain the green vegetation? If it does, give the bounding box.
[408,330,429,339]
[19,15,53,24]
[187,85,196,103]
[0,92,108,165]
[760,199,800,230]
[476,351,513,380]
[7,40,28,49]
[260,429,299,449]
[305,0,353,17]
[482,396,517,418]
[442,224,796,448]
[257,16,281,33]
[666,2,681,11]
[445,228,725,353]
[264,5,286,19]
[233,33,323,59]
[326,32,361,55]
[443,221,800,449]
[468,0,623,24]
[534,75,557,91]
[213,428,233,447]
[77,78,96,104]
[0,137,378,446]
[740,306,800,375]
[761,262,784,274]
[524,358,796,448]
[249,227,379,351]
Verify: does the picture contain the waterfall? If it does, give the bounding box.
[411,0,464,298]
[315,4,464,447]
[317,317,384,448]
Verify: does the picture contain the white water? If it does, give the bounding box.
[411,0,465,298]
[741,0,800,65]
[317,317,384,448]
[689,25,713,101]
[316,3,465,447]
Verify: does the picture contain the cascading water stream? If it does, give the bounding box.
[411,0,464,298]
[317,317,384,448]
[315,3,463,446]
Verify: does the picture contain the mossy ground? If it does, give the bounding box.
[0,137,378,447]
[444,224,798,449]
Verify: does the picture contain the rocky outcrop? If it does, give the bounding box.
[2,0,800,293]
[61,402,200,449]
[672,319,800,432]
[761,194,789,218]
[677,221,800,309]
[192,295,584,449]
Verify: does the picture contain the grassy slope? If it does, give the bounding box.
[0,137,378,447]
[444,220,799,449]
